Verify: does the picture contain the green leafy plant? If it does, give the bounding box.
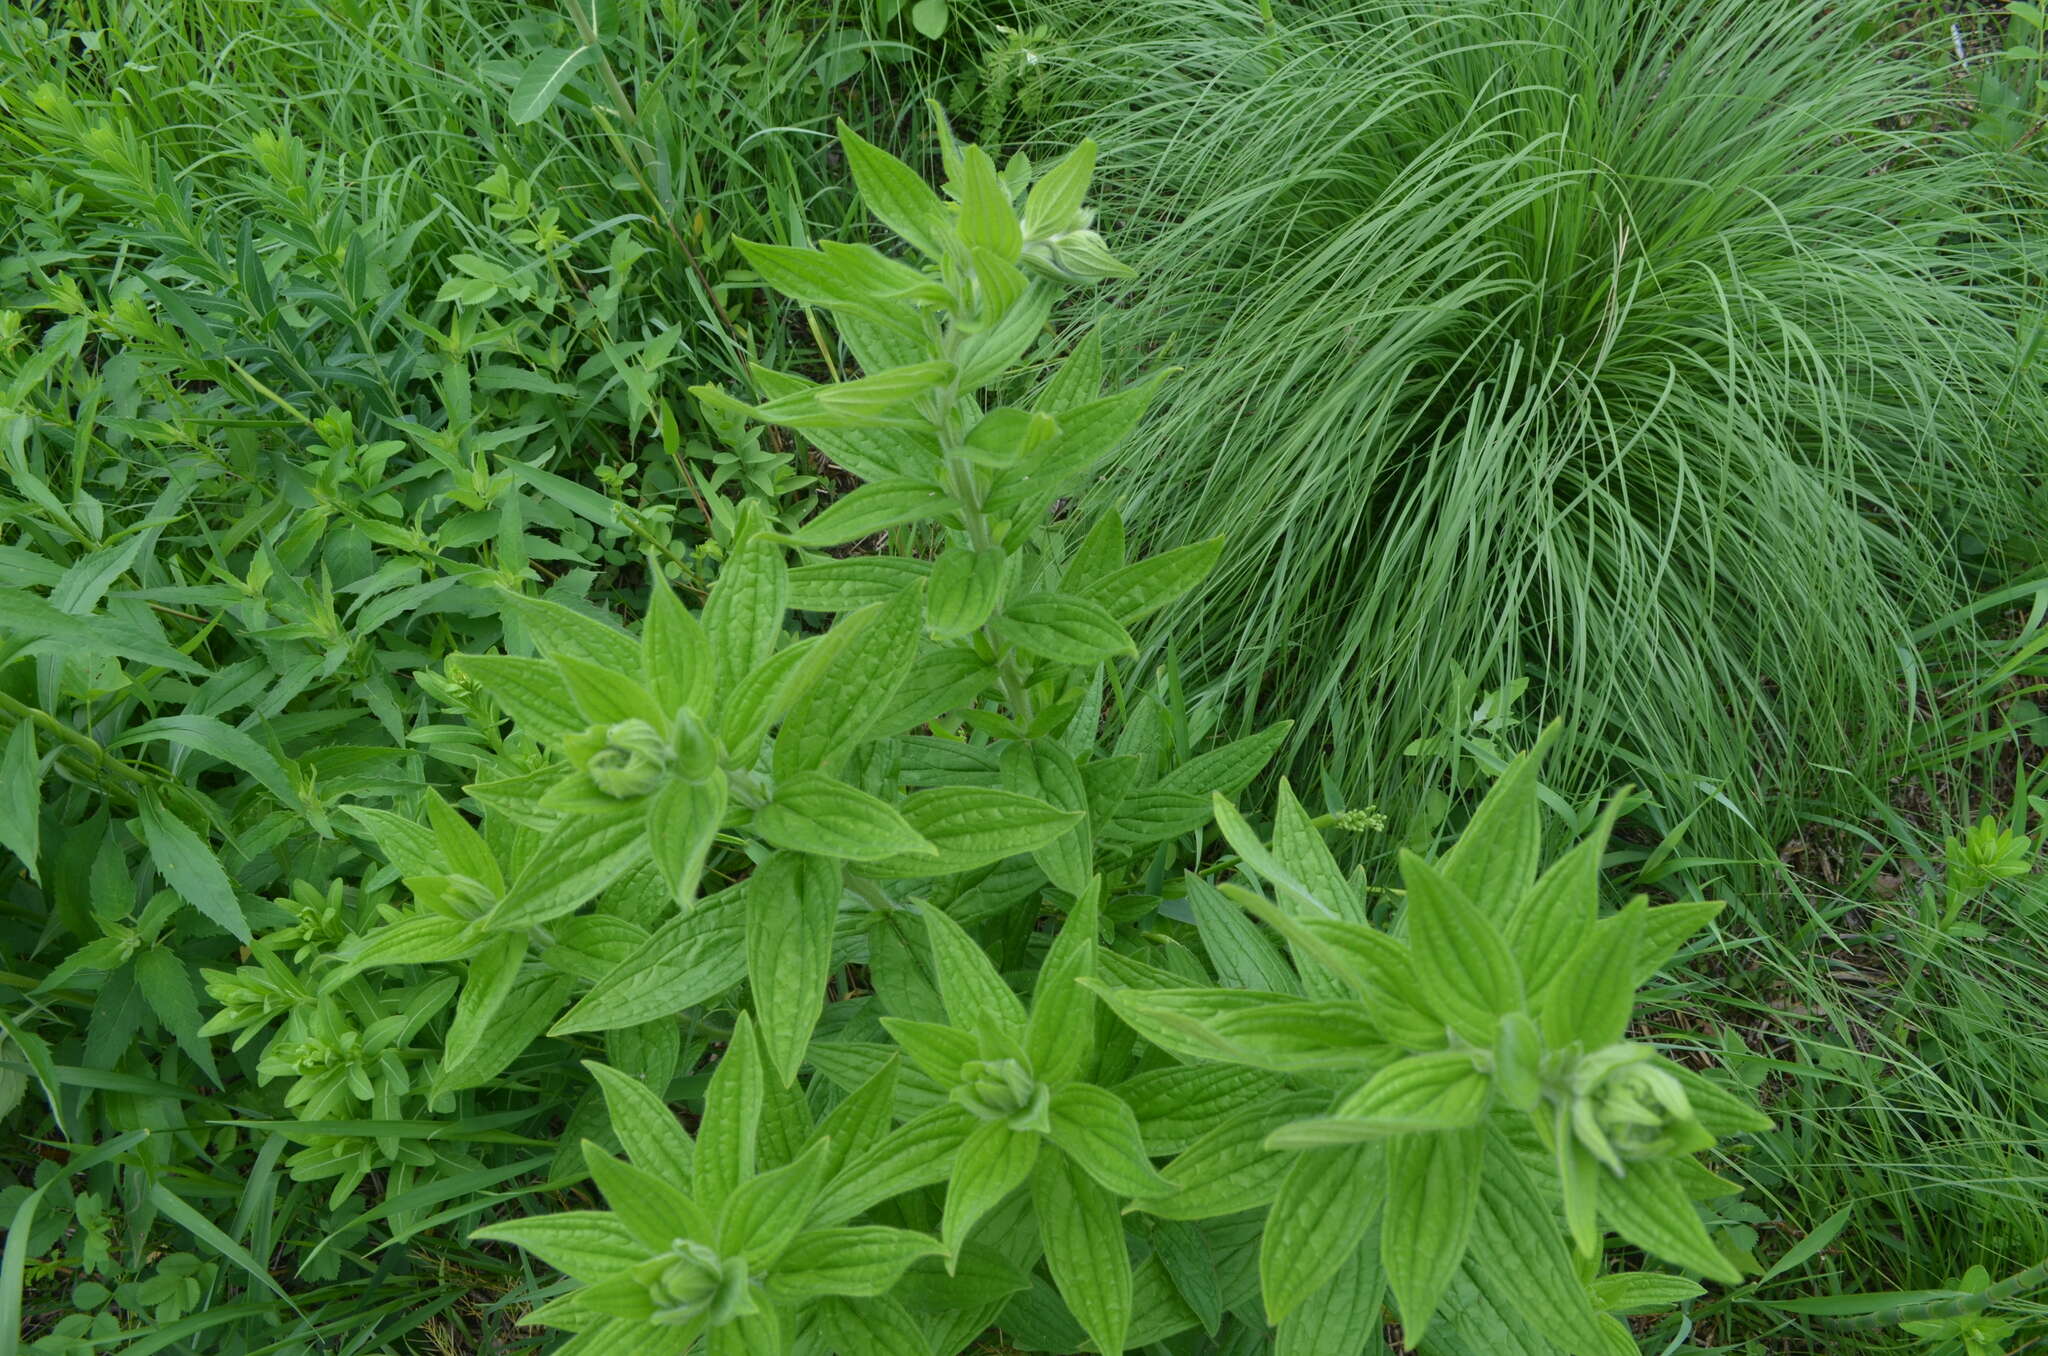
[409,111,1767,1355]
[1091,736,1771,1349]
[1940,815,2036,931]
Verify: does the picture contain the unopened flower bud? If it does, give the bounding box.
[568,719,673,799]
[952,1057,1052,1134]
[1568,1043,1711,1173]
[1021,228,1133,284]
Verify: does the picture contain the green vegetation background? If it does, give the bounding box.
[1,0,2045,1352]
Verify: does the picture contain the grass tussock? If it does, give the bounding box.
[1031,0,2048,849]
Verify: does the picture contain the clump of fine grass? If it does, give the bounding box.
[1023,0,2048,857]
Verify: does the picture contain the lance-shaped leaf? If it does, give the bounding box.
[702,532,787,700]
[642,579,713,718]
[927,544,1006,639]
[745,851,843,1084]
[1541,896,1646,1049]
[488,808,649,929]
[719,1138,834,1268]
[1266,1050,1492,1148]
[752,771,935,862]
[942,1118,1039,1261]
[836,120,952,260]
[865,787,1081,877]
[1025,884,1100,1084]
[584,1142,710,1256]
[1261,1141,1385,1322]
[694,1014,766,1209]
[810,1104,976,1227]
[584,1058,695,1185]
[440,933,527,1072]
[1398,850,1522,1043]
[774,588,923,778]
[920,902,1028,1037]
[769,1226,945,1301]
[786,478,950,548]
[1438,728,1554,919]
[1599,1157,1744,1283]
[1077,536,1225,626]
[1000,739,1092,897]
[1380,1125,1484,1346]
[995,592,1135,664]
[1034,1149,1133,1356]
[1130,1093,1329,1221]
[1047,1083,1173,1197]
[469,1211,644,1285]
[1275,1225,1386,1356]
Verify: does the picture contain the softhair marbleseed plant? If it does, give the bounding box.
[254,107,1775,1353]
[1093,733,1774,1352]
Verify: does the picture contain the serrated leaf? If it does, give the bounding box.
[135,794,249,943]
[0,722,42,881]
[1022,138,1096,238]
[1471,1130,1615,1353]
[1188,872,1300,996]
[134,949,220,1085]
[1157,722,1294,799]
[986,376,1164,519]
